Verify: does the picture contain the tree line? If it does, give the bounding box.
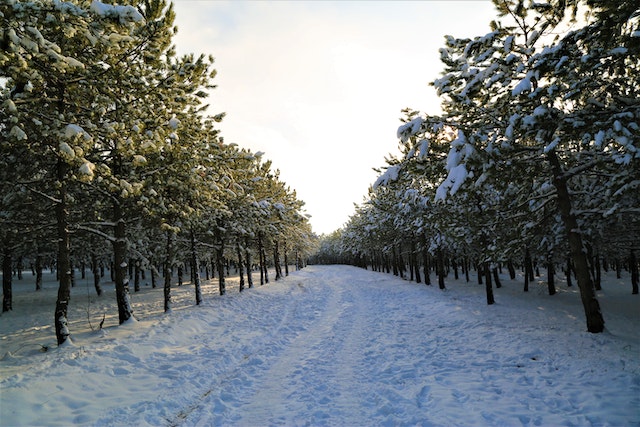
[312,0,639,333]
[1,0,317,345]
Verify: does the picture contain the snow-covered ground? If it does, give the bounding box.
[1,264,639,426]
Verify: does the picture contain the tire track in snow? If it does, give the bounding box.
[224,267,431,426]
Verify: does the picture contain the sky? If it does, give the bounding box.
[170,0,498,235]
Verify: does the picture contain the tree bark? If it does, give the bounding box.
[566,257,573,287]
[2,248,12,312]
[524,248,533,292]
[151,267,157,289]
[54,159,72,344]
[547,259,556,296]
[492,267,502,288]
[245,238,253,288]
[216,228,226,295]
[507,259,516,280]
[163,232,173,312]
[437,248,446,290]
[35,251,43,291]
[547,150,604,332]
[236,241,245,292]
[113,200,133,324]
[91,252,102,296]
[594,252,602,291]
[484,261,495,305]
[630,250,638,295]
[134,260,140,292]
[284,239,289,277]
[274,241,282,281]
[422,244,430,286]
[191,228,202,305]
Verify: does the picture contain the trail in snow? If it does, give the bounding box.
[1,265,639,426]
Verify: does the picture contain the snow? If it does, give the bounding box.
[9,125,27,140]
[397,117,423,143]
[59,142,75,159]
[89,0,144,23]
[168,117,181,130]
[373,164,400,189]
[78,161,96,178]
[0,265,638,426]
[595,129,606,147]
[512,71,533,96]
[543,137,560,154]
[609,47,628,55]
[4,99,18,113]
[64,123,90,140]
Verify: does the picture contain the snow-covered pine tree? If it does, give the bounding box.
[422,0,639,332]
[1,0,148,343]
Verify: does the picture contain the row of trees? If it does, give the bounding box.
[1,0,316,345]
[315,0,639,333]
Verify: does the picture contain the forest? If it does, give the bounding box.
[1,0,317,346]
[313,0,639,333]
[1,0,639,348]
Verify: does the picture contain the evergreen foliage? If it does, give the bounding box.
[316,0,639,333]
[1,0,314,344]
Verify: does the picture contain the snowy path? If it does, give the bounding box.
[1,265,639,426]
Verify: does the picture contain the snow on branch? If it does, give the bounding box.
[373,165,401,190]
[90,0,144,23]
[435,130,473,201]
[397,117,423,144]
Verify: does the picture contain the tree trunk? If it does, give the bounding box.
[134,260,140,292]
[216,231,226,296]
[260,234,269,284]
[547,259,556,296]
[54,160,73,345]
[2,248,12,312]
[412,240,421,284]
[113,201,133,324]
[164,232,173,312]
[91,252,102,296]
[274,241,282,281]
[547,150,604,333]
[35,251,43,291]
[437,248,446,290]
[566,257,573,287]
[492,267,502,288]
[594,252,602,291]
[245,238,253,288]
[16,256,23,280]
[630,250,639,295]
[392,246,399,276]
[507,259,516,280]
[151,267,157,289]
[422,244,430,286]
[217,246,225,296]
[524,248,533,292]
[236,241,245,292]
[484,261,495,305]
[191,228,202,305]
[284,240,289,277]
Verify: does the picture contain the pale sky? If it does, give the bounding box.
[171,0,497,235]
